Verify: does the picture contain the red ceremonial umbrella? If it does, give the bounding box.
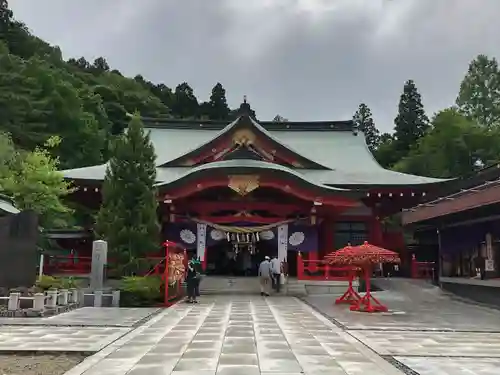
[324,244,361,305]
[326,241,400,312]
[161,240,187,306]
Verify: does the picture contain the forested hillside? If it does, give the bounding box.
[0,1,245,171]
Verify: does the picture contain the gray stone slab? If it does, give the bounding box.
[0,325,130,352]
[174,357,218,371]
[182,349,219,359]
[305,279,500,332]
[221,344,257,354]
[259,358,303,372]
[219,353,259,366]
[350,330,500,357]
[396,356,500,375]
[0,307,160,327]
[217,365,260,374]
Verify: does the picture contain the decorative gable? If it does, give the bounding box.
[158,111,329,169]
[222,145,265,162]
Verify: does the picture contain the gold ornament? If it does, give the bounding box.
[232,129,256,146]
[228,175,260,196]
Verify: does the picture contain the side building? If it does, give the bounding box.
[61,100,446,277]
[402,164,500,305]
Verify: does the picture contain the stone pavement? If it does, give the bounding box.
[67,296,404,375]
[305,279,500,375]
[0,326,130,352]
[0,308,160,352]
[0,307,159,327]
[1,283,498,374]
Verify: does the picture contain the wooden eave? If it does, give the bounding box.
[402,180,500,225]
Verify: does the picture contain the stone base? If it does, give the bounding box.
[0,303,79,318]
[440,281,500,307]
[297,280,359,296]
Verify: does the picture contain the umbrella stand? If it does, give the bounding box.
[335,268,361,305]
[350,265,388,313]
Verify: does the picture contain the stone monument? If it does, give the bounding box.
[0,210,38,289]
[90,240,108,291]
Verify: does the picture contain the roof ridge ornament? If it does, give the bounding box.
[238,95,252,117]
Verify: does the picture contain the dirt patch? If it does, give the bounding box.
[0,353,86,375]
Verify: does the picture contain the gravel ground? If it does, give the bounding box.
[0,353,85,375]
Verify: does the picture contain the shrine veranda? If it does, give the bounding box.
[58,100,448,277]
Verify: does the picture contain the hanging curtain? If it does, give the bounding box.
[196,223,207,260]
[277,224,288,262]
[191,218,295,233]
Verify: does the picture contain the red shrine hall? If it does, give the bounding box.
[58,99,447,277]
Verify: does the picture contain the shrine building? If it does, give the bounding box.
[403,163,500,304]
[61,99,447,277]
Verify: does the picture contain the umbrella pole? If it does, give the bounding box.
[335,268,361,305]
[350,265,388,313]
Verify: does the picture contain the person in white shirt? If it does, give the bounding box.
[270,255,282,293]
[258,256,272,296]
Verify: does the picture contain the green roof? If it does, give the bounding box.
[61,115,449,187]
[155,159,355,195]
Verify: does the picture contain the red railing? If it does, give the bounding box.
[42,255,173,277]
[411,255,435,279]
[297,253,355,281]
[43,254,92,275]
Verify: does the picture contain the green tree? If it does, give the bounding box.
[353,103,380,152]
[393,79,429,161]
[394,108,500,178]
[171,82,199,118]
[272,115,288,122]
[0,0,13,35]
[374,133,396,168]
[207,83,230,120]
[456,54,500,128]
[95,115,160,274]
[0,134,74,227]
[91,57,110,74]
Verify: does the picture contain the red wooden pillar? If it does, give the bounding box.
[411,254,417,278]
[297,252,304,280]
[370,215,383,246]
[308,250,319,272]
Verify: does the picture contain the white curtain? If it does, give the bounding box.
[196,223,207,261]
[277,224,288,262]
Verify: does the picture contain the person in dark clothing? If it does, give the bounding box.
[193,256,202,297]
[185,258,199,303]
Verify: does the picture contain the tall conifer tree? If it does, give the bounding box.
[393,80,429,159]
[353,103,380,152]
[208,83,230,120]
[96,115,159,274]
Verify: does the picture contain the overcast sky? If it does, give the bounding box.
[9,0,500,132]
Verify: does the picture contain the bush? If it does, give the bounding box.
[35,275,81,291]
[119,276,163,307]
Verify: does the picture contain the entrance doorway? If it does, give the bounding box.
[286,250,297,277]
[205,239,276,276]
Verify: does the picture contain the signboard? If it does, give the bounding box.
[485,259,495,272]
